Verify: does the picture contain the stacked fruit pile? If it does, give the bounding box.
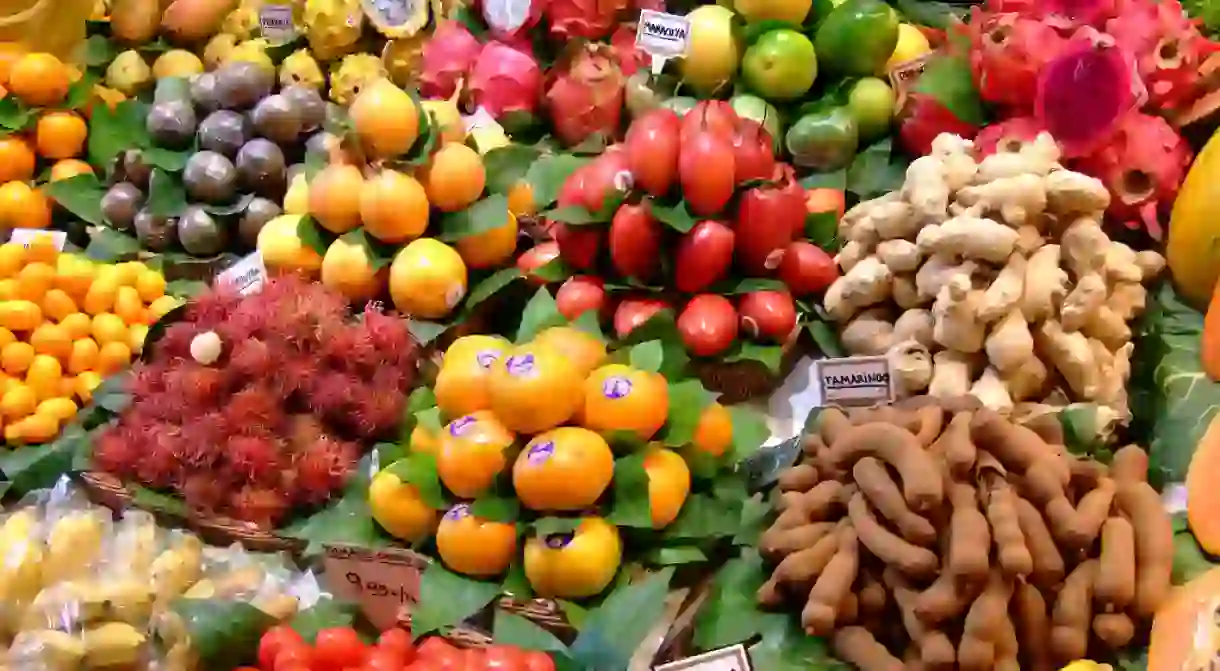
[254,626,556,671]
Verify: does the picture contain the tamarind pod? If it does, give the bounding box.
[1110,444,1149,483]
[778,463,820,492]
[970,411,1067,481]
[857,570,888,617]
[1014,497,1065,588]
[837,591,859,626]
[1043,496,1081,547]
[1023,460,1069,506]
[1017,412,1065,446]
[932,412,976,477]
[1116,481,1173,616]
[1094,516,1136,608]
[913,570,977,625]
[759,521,835,562]
[994,612,1020,671]
[1013,581,1054,671]
[1068,477,1116,549]
[831,626,905,671]
[798,480,850,521]
[801,528,859,636]
[756,533,840,606]
[826,423,944,512]
[1068,457,1106,490]
[801,434,825,458]
[770,498,809,526]
[887,571,957,670]
[1092,612,1135,648]
[910,405,946,447]
[819,408,852,446]
[985,482,1033,578]
[847,493,939,579]
[853,457,938,546]
[1050,559,1097,664]
[958,569,1012,671]
[945,483,990,584]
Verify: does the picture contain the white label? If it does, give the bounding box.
[482,0,532,34]
[462,106,497,133]
[814,356,894,408]
[8,229,66,250]
[636,10,691,59]
[259,4,296,42]
[216,251,267,296]
[654,645,752,671]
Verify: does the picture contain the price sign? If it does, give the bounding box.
[814,355,894,408]
[8,229,66,250]
[635,9,691,75]
[323,545,427,630]
[654,645,752,671]
[259,3,296,44]
[215,251,267,296]
[887,52,935,116]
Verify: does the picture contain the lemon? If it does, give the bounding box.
[388,239,467,319]
[680,5,740,96]
[368,467,439,543]
[885,23,932,72]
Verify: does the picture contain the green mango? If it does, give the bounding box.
[785,107,859,171]
[814,0,899,76]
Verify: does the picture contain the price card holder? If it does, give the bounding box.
[814,355,894,408]
[259,3,297,44]
[215,251,267,296]
[462,106,497,134]
[887,52,935,116]
[323,545,428,630]
[8,229,66,250]
[654,644,752,671]
[635,9,691,75]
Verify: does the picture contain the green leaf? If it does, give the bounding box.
[912,53,985,126]
[749,612,847,670]
[295,215,335,257]
[147,169,188,218]
[484,144,543,194]
[650,199,698,233]
[0,95,31,131]
[525,153,588,209]
[383,453,448,509]
[416,407,443,433]
[571,310,606,343]
[407,320,448,347]
[339,228,396,270]
[131,486,188,516]
[88,100,147,168]
[0,423,90,496]
[492,610,570,654]
[662,493,742,540]
[531,517,582,537]
[607,453,652,528]
[289,598,362,644]
[807,321,844,357]
[723,341,785,374]
[627,340,664,373]
[567,568,675,669]
[516,287,565,343]
[166,279,208,298]
[692,552,767,650]
[721,278,788,295]
[729,406,770,465]
[1172,517,1217,585]
[142,146,193,172]
[531,256,573,283]
[85,227,141,262]
[45,173,107,225]
[469,493,521,523]
[65,73,99,110]
[661,380,717,447]
[410,564,501,638]
[463,267,522,316]
[804,210,839,251]
[846,138,909,200]
[169,598,276,669]
[890,0,968,28]
[538,205,601,225]
[798,169,848,190]
[304,149,327,180]
[400,90,438,167]
[439,193,511,241]
[645,545,708,565]
[281,454,390,560]
[81,35,117,67]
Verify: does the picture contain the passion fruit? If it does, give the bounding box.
[101,183,144,232]
[134,209,178,252]
[239,197,282,247]
[178,206,229,256]
[250,93,303,145]
[198,110,251,158]
[183,151,239,204]
[235,139,287,198]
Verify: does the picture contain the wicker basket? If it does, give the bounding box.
[692,334,804,405]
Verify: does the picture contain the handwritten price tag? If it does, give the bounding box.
[323,545,428,630]
[215,251,267,296]
[654,644,752,671]
[8,229,66,250]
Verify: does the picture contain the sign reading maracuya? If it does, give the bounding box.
[814,355,894,407]
[636,10,692,59]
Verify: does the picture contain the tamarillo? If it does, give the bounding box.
[759,521,835,562]
[825,423,944,512]
[1116,480,1174,616]
[1094,516,1136,608]
[1014,497,1065,588]
[778,463,820,492]
[847,492,939,579]
[831,626,904,671]
[1050,559,1097,663]
[1092,612,1135,648]
[958,569,1012,671]
[946,483,990,584]
[853,457,937,546]
[1013,581,1053,671]
[985,479,1033,578]
[756,532,840,606]
[819,408,852,446]
[933,411,976,477]
[801,527,859,635]
[1110,444,1149,483]
[1069,477,1116,549]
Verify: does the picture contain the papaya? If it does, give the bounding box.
[1168,128,1220,308]
[1186,414,1220,554]
[1148,566,1220,671]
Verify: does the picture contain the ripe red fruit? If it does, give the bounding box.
[581,146,633,212]
[417,638,463,669]
[609,203,662,282]
[731,119,776,185]
[553,223,601,270]
[614,297,669,338]
[363,648,407,671]
[680,101,739,143]
[674,220,734,293]
[679,130,736,217]
[734,165,805,275]
[315,627,367,670]
[625,109,681,196]
[738,291,797,343]
[484,644,529,670]
[517,242,561,286]
[377,628,416,664]
[777,241,838,296]
[678,295,738,357]
[524,651,557,671]
[555,275,607,321]
[272,644,314,671]
[258,625,304,670]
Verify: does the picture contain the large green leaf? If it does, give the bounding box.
[0,423,91,496]
[289,598,363,643]
[169,598,276,669]
[281,453,392,560]
[692,552,767,650]
[409,564,501,639]
[567,568,675,670]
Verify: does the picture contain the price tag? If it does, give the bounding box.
[323,545,427,630]
[814,355,894,408]
[215,251,267,297]
[8,229,66,250]
[462,106,497,133]
[887,52,935,116]
[259,3,296,44]
[636,10,691,75]
[654,644,752,671]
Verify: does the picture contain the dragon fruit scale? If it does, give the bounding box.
[469,41,545,119]
[1106,0,1220,112]
[1034,40,1143,158]
[546,44,626,147]
[968,9,1068,112]
[974,116,1046,156]
[420,21,483,99]
[547,0,629,41]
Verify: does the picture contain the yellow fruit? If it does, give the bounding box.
[26,354,62,400]
[642,447,691,528]
[507,181,536,218]
[885,23,932,72]
[129,324,149,354]
[152,50,204,79]
[114,286,146,325]
[0,279,16,300]
[41,288,77,322]
[75,372,102,403]
[513,427,614,511]
[97,342,132,375]
[15,262,54,301]
[734,0,811,25]
[308,164,365,234]
[435,411,517,498]
[55,257,94,299]
[487,342,584,434]
[0,374,17,395]
[25,234,58,265]
[420,98,465,145]
[320,236,384,303]
[409,424,439,455]
[434,335,511,419]
[680,6,740,96]
[691,402,734,457]
[258,214,324,276]
[456,211,518,270]
[36,397,77,423]
[524,517,622,599]
[435,503,518,577]
[350,78,421,160]
[0,383,35,420]
[0,341,33,375]
[92,313,128,346]
[29,323,70,360]
[0,243,25,277]
[360,170,430,244]
[0,299,41,331]
[147,296,181,322]
[368,467,439,543]
[135,270,166,303]
[421,143,485,212]
[83,279,118,315]
[0,327,13,349]
[59,313,91,340]
[532,327,606,378]
[8,413,58,443]
[388,238,467,319]
[113,262,144,287]
[581,364,670,441]
[68,338,99,375]
[284,172,310,216]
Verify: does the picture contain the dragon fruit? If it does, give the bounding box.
[419,21,483,99]
[546,44,626,147]
[610,24,648,76]
[1037,0,1117,29]
[1106,0,1219,112]
[1034,40,1143,157]
[968,10,1069,111]
[469,41,545,119]
[547,0,628,41]
[974,117,1046,156]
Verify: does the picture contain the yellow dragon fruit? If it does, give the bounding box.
[280,49,326,89]
[304,0,365,61]
[222,0,262,41]
[329,53,387,104]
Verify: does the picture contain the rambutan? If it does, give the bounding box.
[360,308,418,365]
[154,325,197,360]
[92,427,140,478]
[229,485,291,528]
[286,414,326,452]
[293,437,358,505]
[230,338,276,379]
[225,384,286,431]
[225,434,285,484]
[271,356,316,399]
[163,365,226,408]
[347,392,404,439]
[181,472,228,512]
[185,287,240,328]
[135,424,183,488]
[307,371,359,419]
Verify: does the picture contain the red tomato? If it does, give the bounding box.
[679,130,736,217]
[523,652,556,671]
[625,109,681,196]
[553,223,602,270]
[738,291,797,343]
[483,645,528,671]
[362,648,405,671]
[680,101,739,143]
[315,627,366,670]
[274,665,311,671]
[406,662,444,671]
[608,203,662,282]
[462,647,488,670]
[417,638,463,670]
[678,295,738,357]
[674,220,734,293]
[259,626,304,670]
[731,119,776,185]
[377,628,416,664]
[272,645,314,671]
[805,187,845,221]
[613,297,669,338]
[555,165,590,213]
[517,241,561,286]
[555,275,607,321]
[777,241,838,296]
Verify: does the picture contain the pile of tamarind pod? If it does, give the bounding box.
[757,396,1173,671]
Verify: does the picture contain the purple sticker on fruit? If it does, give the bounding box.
[476,350,501,369]
[506,353,535,376]
[602,376,632,399]
[445,504,470,521]
[527,441,554,465]
[449,415,476,436]
[545,532,574,549]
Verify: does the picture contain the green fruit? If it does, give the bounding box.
[846,77,896,142]
[661,96,700,117]
[785,107,859,171]
[105,50,152,97]
[680,5,740,96]
[742,29,818,102]
[814,0,899,76]
[730,94,783,148]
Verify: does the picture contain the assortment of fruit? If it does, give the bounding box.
[255,626,555,671]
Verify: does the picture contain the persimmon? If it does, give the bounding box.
[49,159,93,182]
[0,181,50,229]
[8,53,70,107]
[0,137,36,183]
[36,112,88,160]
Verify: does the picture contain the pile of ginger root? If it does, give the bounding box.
[758,397,1173,671]
[826,132,1165,419]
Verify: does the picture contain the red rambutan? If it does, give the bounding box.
[293,437,359,505]
[225,434,285,484]
[360,309,418,365]
[154,325,198,361]
[306,371,358,418]
[135,424,183,488]
[347,385,405,439]
[163,365,226,408]
[229,338,277,379]
[226,384,285,432]
[92,427,140,478]
[180,472,228,511]
[228,485,291,528]
[271,356,315,398]
[185,287,240,328]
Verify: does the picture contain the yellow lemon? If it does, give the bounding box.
[885,23,932,72]
[257,214,324,276]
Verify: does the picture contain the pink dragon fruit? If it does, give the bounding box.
[974,116,1046,156]
[610,24,648,76]
[1034,40,1143,157]
[1106,0,1220,113]
[1036,0,1117,29]
[469,41,544,119]
[547,0,629,41]
[418,21,482,100]
[968,9,1069,112]
[545,43,626,147]
[478,0,546,41]
[1073,112,1191,238]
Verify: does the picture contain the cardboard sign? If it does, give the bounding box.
[8,229,66,250]
[636,10,691,74]
[654,645,752,671]
[814,355,894,408]
[216,251,267,296]
[323,545,427,630]
[888,52,935,115]
[259,3,296,43]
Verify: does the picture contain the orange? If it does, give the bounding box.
[435,504,518,578]
[29,323,70,360]
[523,517,622,599]
[0,382,35,420]
[41,289,77,322]
[0,243,25,277]
[0,327,14,348]
[692,402,733,457]
[75,371,101,403]
[82,279,118,315]
[433,334,510,419]
[349,79,421,160]
[36,397,77,423]
[359,170,430,244]
[113,286,146,325]
[0,279,16,300]
[532,327,606,378]
[409,424,439,456]
[49,159,93,182]
[0,46,21,85]
[435,411,516,498]
[319,236,384,303]
[507,181,537,218]
[513,427,615,512]
[15,261,54,301]
[581,364,670,441]
[92,312,128,346]
[6,413,59,444]
[25,354,61,400]
[59,313,92,340]
[67,337,98,374]
[487,342,584,434]
[8,53,70,107]
[135,270,166,302]
[307,164,365,234]
[35,112,88,160]
[0,300,41,331]
[368,466,439,543]
[456,211,518,270]
[129,323,148,354]
[0,374,16,395]
[422,143,485,212]
[642,447,691,529]
[96,341,132,374]
[0,137,35,183]
[54,256,95,299]
[0,182,51,230]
